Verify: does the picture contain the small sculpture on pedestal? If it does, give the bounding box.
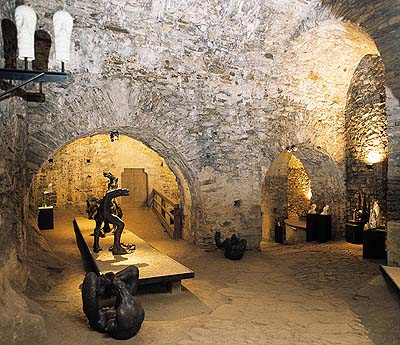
[367,200,380,230]
[82,266,145,340]
[352,192,370,223]
[308,204,317,214]
[321,205,330,215]
[215,231,247,260]
[42,183,53,206]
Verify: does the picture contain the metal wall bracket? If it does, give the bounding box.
[0,68,67,102]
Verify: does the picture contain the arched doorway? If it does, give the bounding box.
[261,146,345,243]
[28,131,196,242]
[344,54,388,226]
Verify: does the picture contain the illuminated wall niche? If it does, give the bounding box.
[345,54,388,223]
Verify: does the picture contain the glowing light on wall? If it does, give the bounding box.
[366,149,384,164]
[306,188,312,200]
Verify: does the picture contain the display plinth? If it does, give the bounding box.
[306,214,319,242]
[73,217,194,289]
[317,215,332,243]
[305,214,331,243]
[38,206,54,230]
[363,229,386,260]
[346,220,365,244]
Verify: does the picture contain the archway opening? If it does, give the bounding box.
[261,147,345,244]
[344,54,388,228]
[261,152,311,243]
[28,133,184,244]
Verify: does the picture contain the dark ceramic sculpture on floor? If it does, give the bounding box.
[82,266,145,340]
[215,231,247,260]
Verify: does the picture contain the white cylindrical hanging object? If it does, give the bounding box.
[15,5,37,61]
[53,10,73,63]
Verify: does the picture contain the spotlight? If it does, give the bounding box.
[110,130,119,142]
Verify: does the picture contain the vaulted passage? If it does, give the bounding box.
[31,134,179,208]
[1,0,400,343]
[29,133,193,241]
[261,147,344,244]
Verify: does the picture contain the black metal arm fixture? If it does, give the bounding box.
[0,5,73,102]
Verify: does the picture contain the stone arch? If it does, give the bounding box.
[317,0,400,221]
[261,145,345,242]
[344,54,388,224]
[312,0,400,264]
[26,126,200,243]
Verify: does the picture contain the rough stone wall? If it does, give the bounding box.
[261,152,290,241]
[277,20,378,163]
[294,146,346,239]
[0,3,49,343]
[0,98,27,262]
[262,147,345,241]
[287,155,311,219]
[345,54,387,224]
[16,0,379,249]
[30,134,179,210]
[318,0,400,264]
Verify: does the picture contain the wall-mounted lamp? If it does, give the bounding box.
[0,5,73,102]
[110,130,120,142]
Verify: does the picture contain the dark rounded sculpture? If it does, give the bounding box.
[215,231,247,260]
[82,266,145,340]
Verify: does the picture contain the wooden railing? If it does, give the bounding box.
[150,189,182,239]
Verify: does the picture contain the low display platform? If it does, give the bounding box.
[73,217,194,290]
[381,265,400,296]
[284,218,307,244]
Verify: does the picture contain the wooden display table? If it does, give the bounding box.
[284,218,306,244]
[73,217,194,291]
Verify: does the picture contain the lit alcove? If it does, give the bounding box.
[261,151,312,243]
[29,133,181,240]
[344,54,388,226]
[261,146,345,245]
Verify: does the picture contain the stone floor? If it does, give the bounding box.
[30,208,400,345]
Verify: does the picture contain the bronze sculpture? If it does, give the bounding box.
[93,188,130,255]
[103,171,119,190]
[82,266,145,340]
[87,171,129,254]
[215,231,247,260]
